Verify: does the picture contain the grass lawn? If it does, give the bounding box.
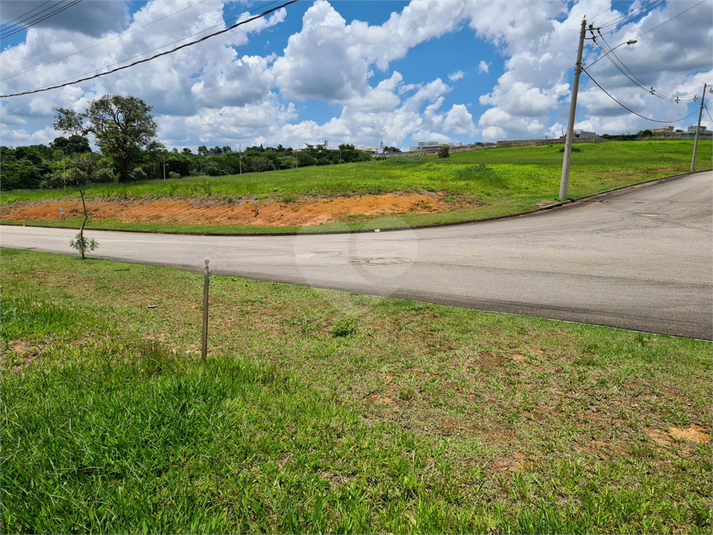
[2,248,711,533]
[2,140,711,234]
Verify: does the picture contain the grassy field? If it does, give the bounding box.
[2,140,711,234]
[2,248,711,533]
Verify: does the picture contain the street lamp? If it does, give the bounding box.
[586,39,637,69]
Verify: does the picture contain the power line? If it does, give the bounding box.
[0,0,84,40]
[582,66,702,124]
[586,1,711,105]
[634,0,708,39]
[0,0,55,31]
[598,0,666,30]
[592,33,696,103]
[17,0,286,90]
[0,0,297,99]
[590,0,627,22]
[1,0,214,82]
[704,104,713,124]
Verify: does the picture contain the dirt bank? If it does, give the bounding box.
[1,192,460,228]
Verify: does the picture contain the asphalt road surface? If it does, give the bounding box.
[2,171,712,339]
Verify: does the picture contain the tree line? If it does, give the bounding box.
[1,95,375,191]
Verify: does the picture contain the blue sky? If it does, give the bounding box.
[1,0,711,151]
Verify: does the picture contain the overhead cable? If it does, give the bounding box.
[1,0,213,82]
[592,33,696,103]
[633,0,709,39]
[598,0,666,30]
[18,0,286,90]
[0,0,297,99]
[0,0,55,31]
[0,0,84,40]
[582,66,702,124]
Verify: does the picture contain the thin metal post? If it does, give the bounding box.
[201,259,210,362]
[691,83,707,172]
[560,18,587,200]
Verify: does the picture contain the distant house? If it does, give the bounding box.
[572,130,597,139]
[652,126,674,135]
[688,125,708,135]
[356,146,380,156]
[409,141,464,152]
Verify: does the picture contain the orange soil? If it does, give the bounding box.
[1,193,456,228]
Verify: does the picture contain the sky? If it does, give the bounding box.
[0,0,711,152]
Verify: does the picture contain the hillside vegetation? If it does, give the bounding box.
[2,140,710,234]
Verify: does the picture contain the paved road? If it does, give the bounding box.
[2,171,712,339]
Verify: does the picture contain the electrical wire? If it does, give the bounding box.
[0,0,55,31]
[0,0,84,40]
[590,0,627,22]
[704,104,713,124]
[582,66,701,124]
[1,0,214,82]
[633,0,709,39]
[592,33,696,103]
[598,0,666,30]
[19,0,287,91]
[0,0,297,99]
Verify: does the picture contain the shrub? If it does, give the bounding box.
[438,145,450,158]
[129,167,148,181]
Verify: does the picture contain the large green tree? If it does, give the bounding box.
[53,95,158,182]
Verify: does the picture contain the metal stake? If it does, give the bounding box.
[201,259,210,362]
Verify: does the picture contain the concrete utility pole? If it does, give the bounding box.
[691,83,707,172]
[560,18,587,200]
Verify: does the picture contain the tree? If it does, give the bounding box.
[51,135,92,155]
[54,95,158,182]
[438,145,450,158]
[382,146,401,153]
[64,153,104,259]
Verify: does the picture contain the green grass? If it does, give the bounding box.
[2,248,711,533]
[2,140,710,234]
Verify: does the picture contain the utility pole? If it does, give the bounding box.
[690,83,707,172]
[560,18,587,200]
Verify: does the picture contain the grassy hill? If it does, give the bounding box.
[2,140,710,234]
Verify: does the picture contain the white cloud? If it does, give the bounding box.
[468,0,713,138]
[0,0,130,38]
[1,0,710,151]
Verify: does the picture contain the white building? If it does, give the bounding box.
[572,130,598,139]
[688,125,708,134]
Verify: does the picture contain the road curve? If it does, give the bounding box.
[2,171,712,339]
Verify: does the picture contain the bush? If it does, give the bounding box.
[129,167,148,181]
[95,168,117,183]
[168,171,180,179]
[438,145,450,158]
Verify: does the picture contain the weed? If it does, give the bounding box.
[329,318,357,338]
